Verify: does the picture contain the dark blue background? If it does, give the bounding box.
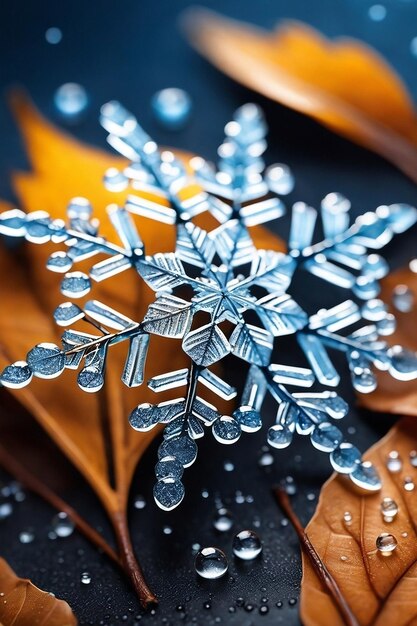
[1,1,417,625]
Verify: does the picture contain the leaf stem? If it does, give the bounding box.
[273,487,359,626]
[0,443,119,565]
[111,510,158,608]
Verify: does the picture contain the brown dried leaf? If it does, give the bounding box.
[0,557,76,626]
[301,416,417,626]
[359,267,417,416]
[185,9,417,184]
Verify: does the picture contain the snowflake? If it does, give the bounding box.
[1,101,417,511]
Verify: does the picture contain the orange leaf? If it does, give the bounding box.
[301,416,417,626]
[0,557,76,626]
[184,10,417,184]
[359,266,417,416]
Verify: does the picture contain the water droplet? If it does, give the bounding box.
[228,606,236,613]
[411,37,417,57]
[281,518,289,528]
[52,512,74,538]
[223,460,234,472]
[244,604,254,612]
[386,450,403,473]
[0,503,13,519]
[265,164,294,195]
[281,476,297,495]
[404,476,415,491]
[133,495,146,510]
[201,489,209,499]
[235,490,245,504]
[163,525,172,535]
[410,450,417,467]
[351,461,381,491]
[259,605,269,615]
[236,597,245,607]
[380,497,399,523]
[80,572,92,585]
[368,4,386,21]
[19,530,34,544]
[276,601,283,608]
[54,83,88,117]
[288,598,297,606]
[151,88,192,130]
[340,555,348,562]
[45,27,62,44]
[258,451,274,467]
[343,511,352,526]
[402,532,408,538]
[192,542,201,554]
[376,533,397,556]
[213,508,233,532]
[392,285,414,313]
[307,493,316,502]
[195,547,228,579]
[246,494,254,504]
[232,530,262,560]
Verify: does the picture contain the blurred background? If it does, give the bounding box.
[1,1,417,625]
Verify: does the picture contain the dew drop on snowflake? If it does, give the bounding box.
[265,164,294,195]
[0,503,13,520]
[213,508,233,532]
[45,27,62,44]
[195,547,228,579]
[330,443,361,473]
[47,251,73,274]
[19,530,35,544]
[80,572,92,585]
[61,272,91,298]
[392,285,414,313]
[376,533,397,556]
[388,346,417,381]
[404,476,415,491]
[54,83,88,116]
[267,424,292,449]
[386,450,402,473]
[380,498,398,523]
[151,88,192,130]
[158,435,198,468]
[155,456,184,481]
[233,408,262,433]
[0,361,32,389]
[77,367,104,393]
[153,478,185,511]
[350,461,381,491]
[27,343,65,379]
[232,530,262,560]
[311,422,343,452]
[133,495,146,510]
[52,512,74,538]
[212,416,241,444]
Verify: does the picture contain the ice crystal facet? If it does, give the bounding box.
[1,102,417,510]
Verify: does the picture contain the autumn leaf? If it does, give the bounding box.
[0,94,284,606]
[359,266,417,417]
[184,9,417,184]
[0,557,76,626]
[300,416,417,626]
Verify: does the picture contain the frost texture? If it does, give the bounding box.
[1,102,417,509]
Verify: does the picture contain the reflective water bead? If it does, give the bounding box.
[267,424,293,449]
[151,88,192,130]
[80,572,92,585]
[163,525,172,535]
[330,443,361,474]
[410,450,417,467]
[155,456,184,481]
[380,498,398,523]
[350,461,381,491]
[195,547,228,579]
[47,251,73,274]
[265,164,294,195]
[376,533,397,556]
[340,556,348,562]
[281,476,297,496]
[27,343,65,379]
[0,502,13,519]
[45,27,62,44]
[388,346,417,381]
[386,451,402,473]
[19,530,35,544]
[213,508,233,532]
[61,272,91,298]
[368,4,386,21]
[158,435,198,468]
[54,83,88,116]
[258,451,274,467]
[392,285,414,313]
[233,407,262,432]
[223,461,234,472]
[343,512,352,526]
[232,530,262,560]
[52,512,74,538]
[0,361,33,389]
[404,476,415,491]
[133,495,146,510]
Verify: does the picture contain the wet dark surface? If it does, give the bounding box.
[0,0,417,624]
